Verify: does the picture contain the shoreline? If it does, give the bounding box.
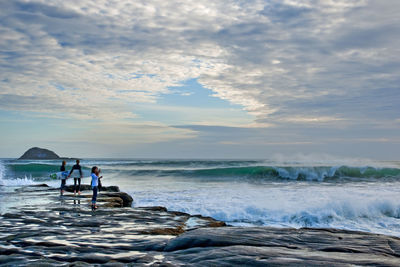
[0,184,400,265]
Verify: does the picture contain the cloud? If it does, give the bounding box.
[198,0,400,125]
[13,1,80,19]
[0,0,399,157]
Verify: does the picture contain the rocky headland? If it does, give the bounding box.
[0,184,400,266]
[18,147,76,160]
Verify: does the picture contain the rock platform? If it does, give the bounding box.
[0,184,399,266]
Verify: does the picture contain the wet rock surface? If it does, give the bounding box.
[64,184,120,193]
[0,185,400,266]
[0,185,225,266]
[165,227,400,266]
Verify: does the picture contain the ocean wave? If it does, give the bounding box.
[122,165,400,181]
[131,182,400,237]
[0,175,36,186]
[282,201,400,227]
[242,199,400,230]
[2,161,400,182]
[0,160,36,186]
[7,163,60,173]
[218,200,400,237]
[109,160,259,167]
[5,163,90,173]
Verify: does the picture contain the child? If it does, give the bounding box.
[90,166,103,210]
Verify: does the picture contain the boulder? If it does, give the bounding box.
[19,147,60,160]
[61,187,131,207]
[100,192,133,207]
[31,184,50,188]
[97,197,124,208]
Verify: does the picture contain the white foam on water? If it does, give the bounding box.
[0,161,37,186]
[127,178,400,237]
[268,153,398,168]
[0,175,36,186]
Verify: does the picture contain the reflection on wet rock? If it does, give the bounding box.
[0,184,225,265]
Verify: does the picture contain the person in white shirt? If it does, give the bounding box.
[90,166,102,210]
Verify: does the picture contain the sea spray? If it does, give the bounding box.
[129,181,400,237]
[0,175,35,186]
[0,160,37,186]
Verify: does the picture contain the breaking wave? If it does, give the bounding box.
[0,161,36,186]
[195,198,400,236]
[124,165,400,181]
[6,163,90,173]
[3,161,400,182]
[131,181,400,237]
[0,176,36,186]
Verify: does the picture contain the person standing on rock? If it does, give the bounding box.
[60,160,68,196]
[68,159,83,196]
[90,166,102,210]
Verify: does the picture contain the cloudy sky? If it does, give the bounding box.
[0,0,399,159]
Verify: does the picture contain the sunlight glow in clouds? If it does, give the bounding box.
[0,0,399,158]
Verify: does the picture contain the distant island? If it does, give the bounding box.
[19,147,76,160]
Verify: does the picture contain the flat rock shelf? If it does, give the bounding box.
[0,184,400,266]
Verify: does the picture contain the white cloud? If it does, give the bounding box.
[0,0,399,154]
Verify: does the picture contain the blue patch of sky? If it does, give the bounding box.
[159,78,242,109]
[129,73,156,80]
[51,82,66,91]
[50,82,78,91]
[130,78,253,125]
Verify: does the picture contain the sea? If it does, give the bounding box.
[1,157,400,237]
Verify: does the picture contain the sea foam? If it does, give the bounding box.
[0,160,37,186]
[129,179,400,237]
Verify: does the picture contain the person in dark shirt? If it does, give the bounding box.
[68,159,83,196]
[60,161,67,195]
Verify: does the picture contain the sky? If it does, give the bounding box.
[0,0,399,159]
